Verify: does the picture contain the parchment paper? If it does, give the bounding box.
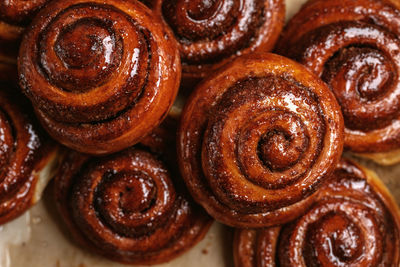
[2,1,399,266]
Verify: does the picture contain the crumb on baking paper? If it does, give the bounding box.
[202,249,208,255]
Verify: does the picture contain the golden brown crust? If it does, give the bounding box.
[18,0,181,155]
[0,86,58,225]
[278,0,400,159]
[177,53,344,228]
[153,0,285,88]
[54,122,212,265]
[234,159,400,266]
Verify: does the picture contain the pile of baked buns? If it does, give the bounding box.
[0,0,400,266]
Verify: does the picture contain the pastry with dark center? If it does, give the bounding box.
[18,0,181,155]
[153,0,285,89]
[278,0,400,165]
[178,53,344,227]
[234,159,400,266]
[54,120,212,265]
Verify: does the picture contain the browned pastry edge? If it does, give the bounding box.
[0,86,59,225]
[233,159,400,266]
[178,52,344,228]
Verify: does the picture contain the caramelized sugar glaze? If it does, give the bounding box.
[278,0,400,164]
[0,0,50,81]
[18,0,181,155]
[234,159,400,266]
[153,0,285,88]
[54,120,212,265]
[0,86,57,225]
[178,53,344,228]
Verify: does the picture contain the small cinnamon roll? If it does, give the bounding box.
[178,53,344,228]
[234,159,400,266]
[0,86,59,225]
[54,122,212,265]
[153,0,285,89]
[18,0,181,155]
[278,0,400,165]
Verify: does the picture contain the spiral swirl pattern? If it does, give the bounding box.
[54,146,212,265]
[154,0,285,83]
[18,0,181,155]
[0,87,57,225]
[178,53,344,227]
[234,159,400,266]
[278,0,400,156]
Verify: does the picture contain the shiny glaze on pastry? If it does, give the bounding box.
[18,0,181,155]
[0,86,58,225]
[278,0,400,163]
[54,121,212,265]
[177,53,344,228]
[153,0,285,88]
[0,0,49,81]
[234,159,400,266]
[0,0,49,42]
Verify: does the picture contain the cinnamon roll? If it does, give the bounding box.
[54,127,212,264]
[278,0,400,165]
[177,53,344,228]
[18,0,181,155]
[153,0,285,88]
[234,159,400,266]
[0,86,59,225]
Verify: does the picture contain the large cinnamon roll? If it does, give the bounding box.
[54,126,212,264]
[18,0,181,155]
[178,53,344,228]
[278,0,400,165]
[0,86,59,225]
[153,0,285,88]
[234,159,400,266]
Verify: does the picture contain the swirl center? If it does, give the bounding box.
[324,214,362,262]
[322,46,398,131]
[56,21,112,69]
[98,171,156,216]
[258,129,301,172]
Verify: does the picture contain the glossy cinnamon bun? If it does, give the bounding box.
[0,86,59,225]
[153,0,285,88]
[54,127,212,264]
[18,0,181,155]
[178,53,344,228]
[278,0,400,165]
[234,159,400,266]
